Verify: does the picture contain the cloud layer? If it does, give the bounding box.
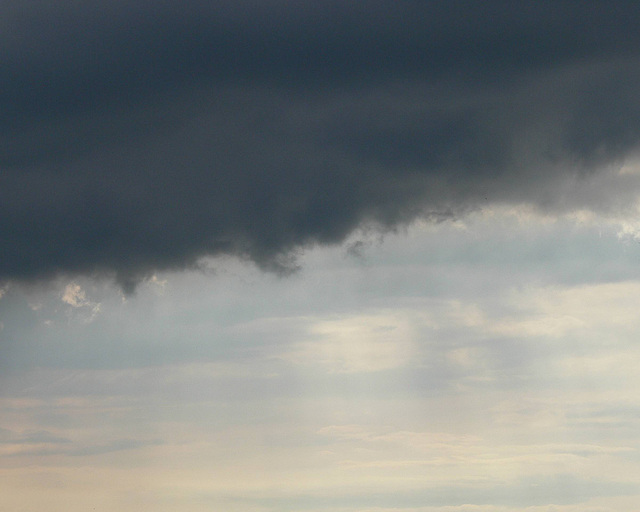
[4,1,640,287]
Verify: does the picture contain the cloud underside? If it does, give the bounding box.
[3,2,640,288]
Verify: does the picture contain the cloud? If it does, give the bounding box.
[0,435,160,458]
[61,283,89,308]
[61,283,101,322]
[230,473,639,509]
[3,2,640,289]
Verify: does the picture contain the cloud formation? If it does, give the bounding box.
[3,1,640,288]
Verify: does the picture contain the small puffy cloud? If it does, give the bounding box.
[61,282,101,322]
[61,283,88,308]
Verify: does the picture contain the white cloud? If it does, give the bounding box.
[60,282,101,322]
[61,283,88,308]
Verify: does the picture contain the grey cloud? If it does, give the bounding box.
[3,2,640,288]
[0,427,71,445]
[2,437,160,458]
[65,438,162,457]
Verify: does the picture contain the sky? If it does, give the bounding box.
[3,1,640,511]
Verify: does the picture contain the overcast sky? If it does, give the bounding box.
[3,2,640,511]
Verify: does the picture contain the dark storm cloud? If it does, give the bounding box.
[3,1,640,288]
